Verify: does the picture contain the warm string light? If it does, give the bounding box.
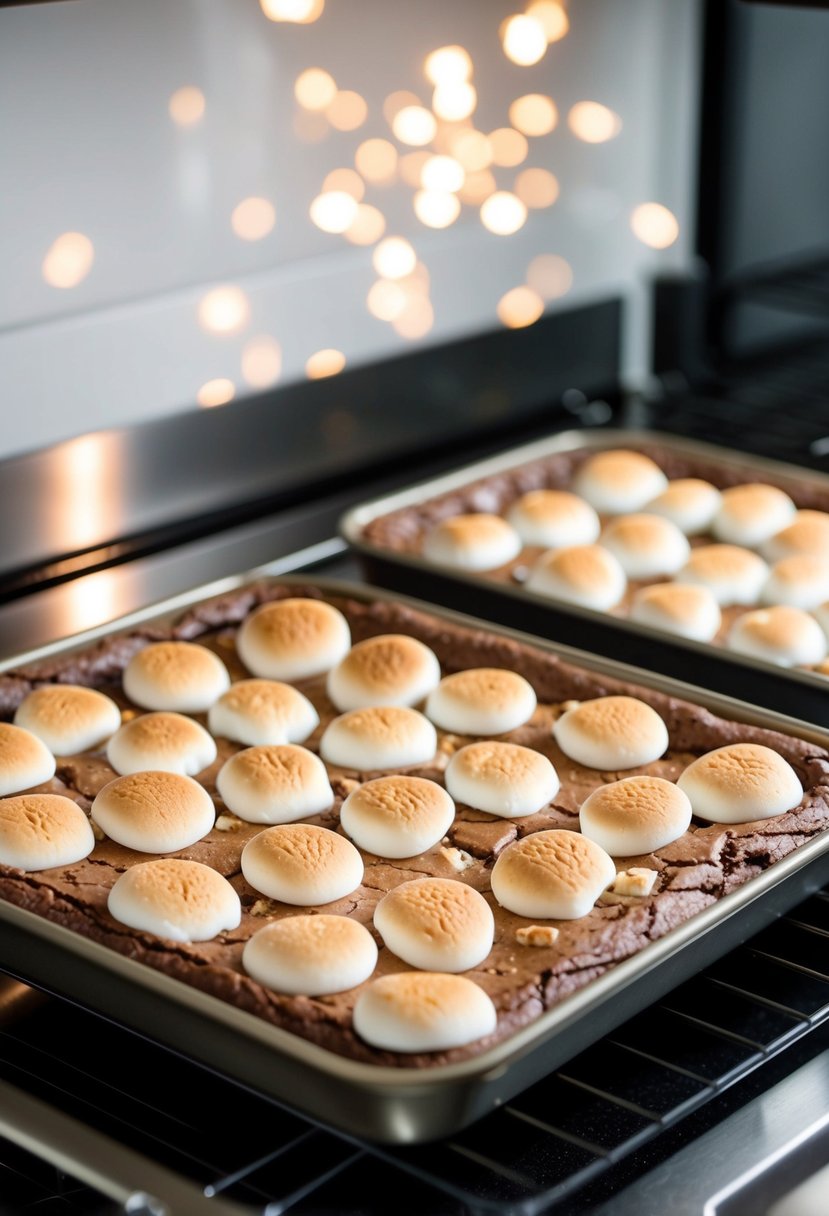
[497,286,544,328]
[489,128,528,168]
[514,168,559,209]
[568,101,622,143]
[344,203,387,245]
[260,0,324,23]
[393,296,434,340]
[526,253,573,299]
[372,237,417,279]
[310,190,359,233]
[230,197,276,241]
[306,349,346,378]
[242,336,282,389]
[420,155,465,193]
[392,105,437,146]
[458,169,497,205]
[432,82,477,122]
[424,45,472,86]
[197,286,251,334]
[450,129,493,171]
[326,90,368,131]
[526,1,569,43]
[414,190,461,229]
[42,232,94,289]
[355,138,398,184]
[294,68,337,111]
[399,151,431,188]
[509,94,557,137]
[500,14,547,66]
[383,90,421,125]
[367,279,408,321]
[169,86,206,127]
[480,191,527,235]
[322,168,365,200]
[630,203,679,249]
[197,378,235,407]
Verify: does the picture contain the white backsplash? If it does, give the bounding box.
[0,0,700,459]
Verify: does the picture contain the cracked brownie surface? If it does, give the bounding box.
[1,582,828,1067]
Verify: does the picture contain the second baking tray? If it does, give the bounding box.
[1,574,829,1145]
[342,428,829,725]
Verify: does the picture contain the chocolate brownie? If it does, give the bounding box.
[1,582,828,1068]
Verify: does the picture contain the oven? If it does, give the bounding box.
[1,0,828,1213]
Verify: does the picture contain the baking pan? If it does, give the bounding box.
[1,574,829,1145]
[342,428,829,725]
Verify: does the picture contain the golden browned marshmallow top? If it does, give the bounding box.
[14,685,121,755]
[573,449,668,514]
[764,510,829,562]
[712,483,796,547]
[728,605,827,667]
[579,775,692,857]
[491,829,616,919]
[326,634,441,711]
[0,793,95,871]
[0,721,56,797]
[91,770,216,853]
[553,696,669,770]
[675,544,769,606]
[677,743,803,823]
[339,775,454,858]
[107,858,241,942]
[426,667,537,735]
[236,598,351,681]
[423,513,522,571]
[374,877,494,971]
[123,641,230,712]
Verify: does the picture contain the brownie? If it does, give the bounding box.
[1,581,828,1070]
[361,441,829,659]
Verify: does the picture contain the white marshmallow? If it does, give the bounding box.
[208,680,319,747]
[425,668,537,736]
[526,545,627,612]
[644,479,722,536]
[0,722,56,796]
[762,556,829,611]
[445,741,559,818]
[630,583,722,642]
[216,744,334,824]
[14,685,121,755]
[491,829,616,919]
[712,484,796,547]
[236,598,351,681]
[763,511,829,562]
[91,771,215,853]
[106,712,217,777]
[320,707,437,772]
[241,823,364,905]
[507,490,600,548]
[677,744,803,824]
[674,545,769,606]
[553,697,669,771]
[579,776,692,857]
[107,858,241,942]
[727,606,827,667]
[123,642,230,713]
[243,915,377,996]
[326,635,441,712]
[339,775,455,859]
[353,972,497,1053]
[573,450,668,515]
[0,794,95,872]
[374,878,494,972]
[600,514,691,579]
[423,514,522,571]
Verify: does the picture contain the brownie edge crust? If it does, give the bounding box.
[1,581,828,1070]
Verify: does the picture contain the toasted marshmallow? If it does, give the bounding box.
[236,598,351,681]
[630,583,722,642]
[674,544,769,606]
[353,972,497,1052]
[326,635,441,712]
[644,479,722,536]
[0,723,56,796]
[445,741,559,818]
[423,514,522,571]
[491,829,616,919]
[106,712,216,777]
[762,555,829,611]
[374,877,494,972]
[208,679,319,746]
[553,697,668,771]
[320,707,437,772]
[712,483,796,547]
[340,775,454,858]
[91,771,215,853]
[507,490,600,548]
[573,449,668,515]
[526,545,627,611]
[216,744,333,824]
[579,775,692,857]
[243,915,377,996]
[727,605,827,667]
[0,794,94,871]
[123,642,230,713]
[763,511,829,562]
[241,823,363,905]
[677,743,803,824]
[14,685,121,755]
[426,668,537,736]
[107,858,240,942]
[600,514,691,579]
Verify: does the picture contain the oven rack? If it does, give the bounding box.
[2,887,828,1216]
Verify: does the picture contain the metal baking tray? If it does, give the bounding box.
[342,428,829,726]
[1,574,829,1145]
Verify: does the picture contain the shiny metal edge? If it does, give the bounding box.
[340,426,829,695]
[1,572,829,1099]
[0,1077,252,1216]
